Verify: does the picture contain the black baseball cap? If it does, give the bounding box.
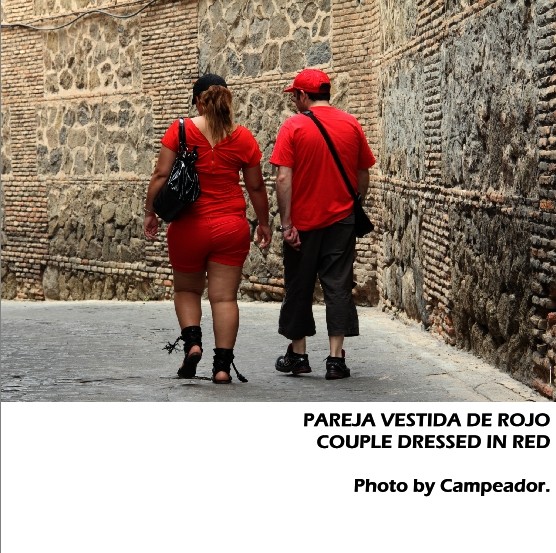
[192,74,228,105]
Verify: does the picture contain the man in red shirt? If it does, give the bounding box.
[270,68,376,380]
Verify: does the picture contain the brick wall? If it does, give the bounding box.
[2,0,46,299]
[532,0,556,392]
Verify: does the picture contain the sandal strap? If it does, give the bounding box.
[231,361,248,383]
[181,325,203,352]
[163,336,182,354]
[212,349,248,383]
[163,326,203,355]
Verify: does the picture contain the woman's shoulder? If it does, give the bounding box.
[185,117,202,132]
[233,124,258,142]
[229,125,261,161]
[166,116,193,134]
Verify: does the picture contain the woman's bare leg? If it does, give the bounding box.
[173,270,205,357]
[207,261,243,381]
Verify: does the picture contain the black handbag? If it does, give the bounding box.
[153,117,200,223]
[302,110,374,237]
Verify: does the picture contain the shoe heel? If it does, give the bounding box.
[212,349,248,384]
[175,326,203,378]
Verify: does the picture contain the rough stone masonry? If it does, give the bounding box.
[1,0,555,397]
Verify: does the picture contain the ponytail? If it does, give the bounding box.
[198,85,234,143]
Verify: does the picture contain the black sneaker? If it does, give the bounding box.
[275,344,312,375]
[325,351,350,380]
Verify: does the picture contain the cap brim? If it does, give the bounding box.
[283,85,295,93]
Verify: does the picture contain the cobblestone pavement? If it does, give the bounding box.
[0,300,546,402]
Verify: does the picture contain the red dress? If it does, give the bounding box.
[161,119,262,272]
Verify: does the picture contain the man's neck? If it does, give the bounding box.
[308,100,331,108]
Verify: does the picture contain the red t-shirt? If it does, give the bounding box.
[161,119,262,218]
[270,105,375,230]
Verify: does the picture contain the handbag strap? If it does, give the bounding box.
[301,110,360,202]
[177,117,186,155]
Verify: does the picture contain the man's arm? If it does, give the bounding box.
[275,165,301,249]
[276,165,293,226]
[357,168,370,201]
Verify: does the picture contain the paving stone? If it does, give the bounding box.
[0,300,547,402]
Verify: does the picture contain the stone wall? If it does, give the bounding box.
[1,0,197,301]
[375,0,555,394]
[1,0,554,394]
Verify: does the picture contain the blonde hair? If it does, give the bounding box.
[198,85,234,143]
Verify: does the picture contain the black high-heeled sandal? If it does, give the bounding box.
[212,348,248,384]
[178,326,203,378]
[163,326,203,378]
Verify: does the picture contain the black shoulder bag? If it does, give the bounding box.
[153,117,200,223]
[302,110,374,237]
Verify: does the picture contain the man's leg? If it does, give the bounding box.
[276,233,321,374]
[329,335,345,358]
[291,337,307,355]
[318,220,357,379]
[318,221,359,344]
[278,234,321,342]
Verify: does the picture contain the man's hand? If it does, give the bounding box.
[283,226,301,250]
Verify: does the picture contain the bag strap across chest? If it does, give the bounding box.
[301,110,360,203]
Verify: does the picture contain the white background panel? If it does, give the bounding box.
[2,402,553,552]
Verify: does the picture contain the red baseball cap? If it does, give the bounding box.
[283,68,331,93]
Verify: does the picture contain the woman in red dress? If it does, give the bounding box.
[144,74,271,383]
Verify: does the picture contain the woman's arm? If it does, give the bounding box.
[143,145,177,240]
[243,164,271,249]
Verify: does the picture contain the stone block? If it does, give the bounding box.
[441,0,537,195]
[379,55,426,181]
[379,0,418,52]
